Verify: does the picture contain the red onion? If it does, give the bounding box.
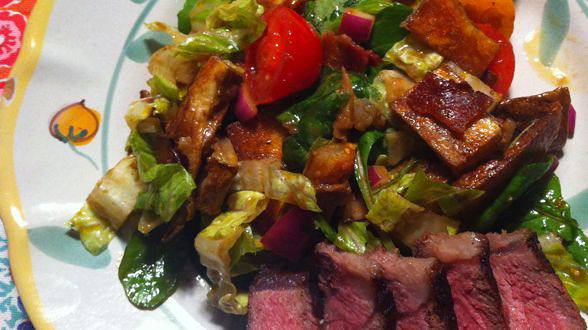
[568,104,576,138]
[261,207,314,261]
[235,84,258,122]
[368,165,388,188]
[339,9,375,44]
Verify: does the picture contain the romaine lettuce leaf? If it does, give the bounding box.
[86,156,145,230]
[206,0,265,45]
[177,0,200,34]
[232,160,321,212]
[147,75,184,102]
[67,203,115,255]
[540,233,588,311]
[229,226,264,276]
[134,164,196,222]
[314,216,370,254]
[176,29,241,57]
[354,130,384,209]
[366,185,424,232]
[129,132,196,224]
[383,37,444,81]
[195,191,269,314]
[125,99,153,131]
[352,0,398,15]
[403,170,484,217]
[304,0,357,33]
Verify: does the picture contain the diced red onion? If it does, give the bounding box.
[368,165,388,188]
[568,104,576,138]
[261,207,314,262]
[339,9,375,44]
[235,84,258,122]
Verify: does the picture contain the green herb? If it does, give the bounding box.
[352,0,398,15]
[118,230,190,309]
[369,4,413,56]
[476,158,554,231]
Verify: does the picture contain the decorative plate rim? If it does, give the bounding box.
[0,0,56,328]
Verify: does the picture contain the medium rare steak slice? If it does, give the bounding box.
[315,243,386,330]
[487,230,586,330]
[370,250,454,329]
[248,268,319,330]
[416,232,507,330]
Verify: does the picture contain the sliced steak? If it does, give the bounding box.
[415,232,507,329]
[248,268,319,330]
[486,230,586,330]
[371,250,454,329]
[315,243,385,330]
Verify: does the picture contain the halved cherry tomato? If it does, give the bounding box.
[477,23,515,95]
[245,6,323,105]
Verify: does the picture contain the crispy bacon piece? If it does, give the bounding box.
[194,138,239,216]
[406,72,494,136]
[226,114,287,161]
[166,57,243,176]
[322,32,381,73]
[393,71,502,174]
[403,0,499,76]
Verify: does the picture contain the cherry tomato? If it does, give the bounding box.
[245,6,323,105]
[477,23,515,95]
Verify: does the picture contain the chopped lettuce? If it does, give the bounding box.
[229,226,264,276]
[147,75,184,102]
[177,0,200,33]
[355,130,384,209]
[315,216,370,254]
[67,203,115,255]
[383,129,418,166]
[352,0,398,15]
[383,37,444,81]
[87,156,145,230]
[232,160,321,212]
[195,191,269,314]
[175,0,265,58]
[129,132,196,225]
[267,170,321,212]
[540,234,588,311]
[367,185,424,232]
[369,4,413,56]
[125,99,153,131]
[134,164,196,222]
[403,170,484,217]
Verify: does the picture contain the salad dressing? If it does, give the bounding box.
[524,30,570,87]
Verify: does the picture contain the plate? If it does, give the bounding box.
[0,0,587,328]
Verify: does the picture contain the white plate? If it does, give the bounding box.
[0,0,587,328]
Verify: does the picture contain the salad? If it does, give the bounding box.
[67,0,587,320]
